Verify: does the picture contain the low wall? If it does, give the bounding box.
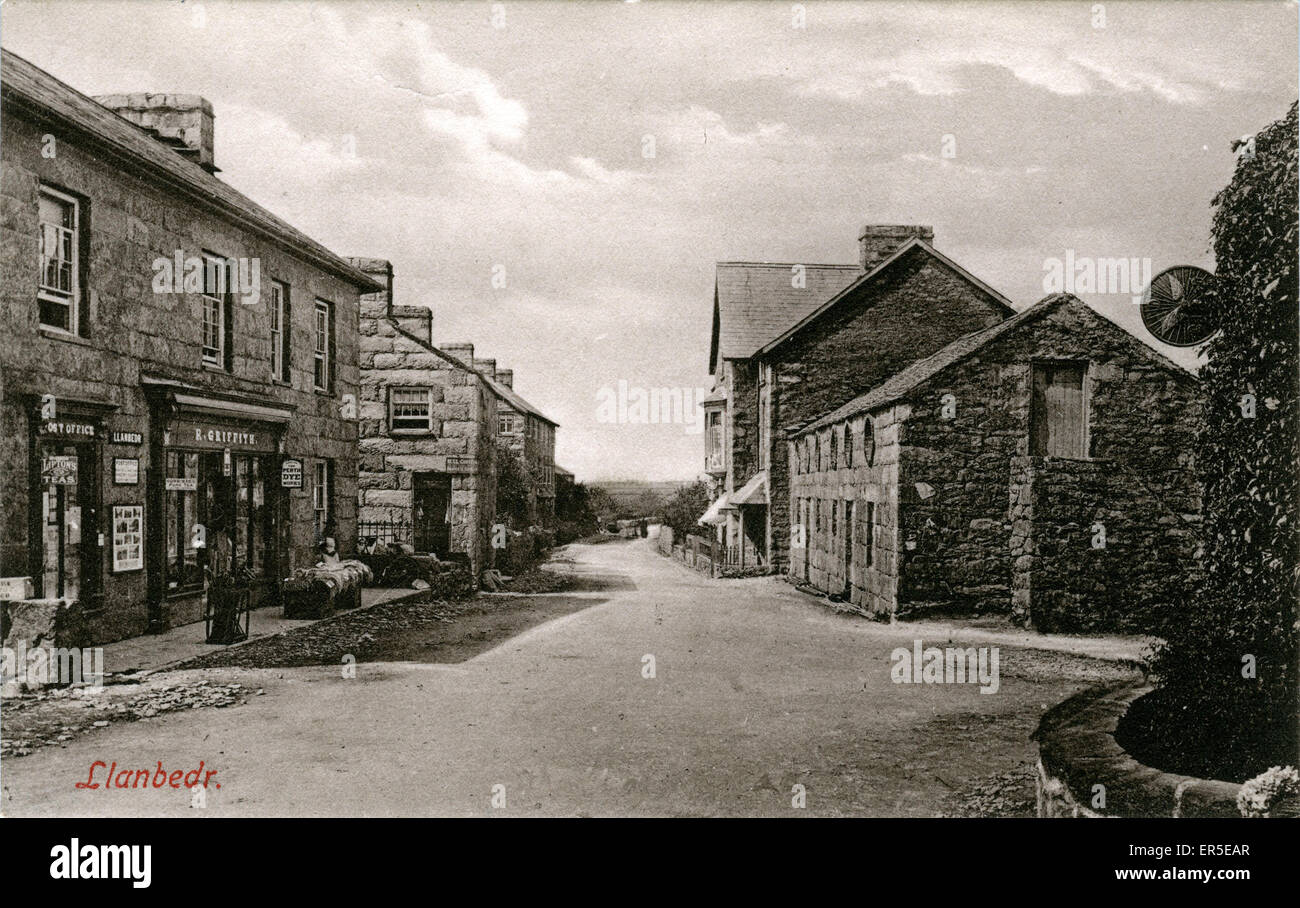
[1035,681,1241,817]
[656,527,723,576]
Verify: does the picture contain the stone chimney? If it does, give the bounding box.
[473,358,497,379]
[440,343,475,367]
[391,305,432,345]
[859,225,933,270]
[94,93,217,173]
[347,258,393,319]
[495,368,513,389]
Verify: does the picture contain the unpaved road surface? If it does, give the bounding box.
[0,539,1136,817]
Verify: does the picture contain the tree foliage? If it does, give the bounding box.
[495,440,533,527]
[659,481,712,540]
[1148,101,1299,775]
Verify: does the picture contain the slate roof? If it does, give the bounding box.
[386,320,559,428]
[755,238,1017,357]
[795,294,1196,435]
[710,262,861,372]
[484,372,559,427]
[1,49,381,291]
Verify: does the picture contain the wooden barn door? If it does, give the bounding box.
[1030,364,1087,458]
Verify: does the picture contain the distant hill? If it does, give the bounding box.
[589,480,690,510]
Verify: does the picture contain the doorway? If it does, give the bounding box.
[413,472,452,557]
[37,440,99,602]
[843,500,854,597]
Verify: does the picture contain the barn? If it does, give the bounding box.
[786,293,1202,633]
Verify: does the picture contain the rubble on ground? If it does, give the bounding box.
[1,679,247,758]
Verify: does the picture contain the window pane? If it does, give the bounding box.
[236,456,250,572]
[251,458,266,575]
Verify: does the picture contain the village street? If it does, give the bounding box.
[1,539,1139,818]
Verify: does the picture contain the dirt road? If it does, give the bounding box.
[0,538,1137,817]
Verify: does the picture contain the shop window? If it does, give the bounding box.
[314,299,335,393]
[233,454,271,576]
[37,438,99,602]
[270,280,290,382]
[313,459,335,542]
[38,186,80,334]
[165,451,203,594]
[390,387,433,433]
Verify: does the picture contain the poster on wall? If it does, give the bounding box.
[113,457,140,485]
[112,505,143,572]
[41,455,78,485]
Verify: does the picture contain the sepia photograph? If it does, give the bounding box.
[0,0,1296,888]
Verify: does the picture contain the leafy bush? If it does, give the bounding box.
[1148,101,1299,773]
[659,481,712,541]
[495,439,533,526]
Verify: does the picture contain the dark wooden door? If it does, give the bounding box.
[843,500,854,595]
[413,472,452,557]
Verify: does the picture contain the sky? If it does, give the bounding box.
[2,0,1296,482]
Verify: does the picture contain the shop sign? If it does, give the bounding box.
[165,476,198,492]
[111,431,143,446]
[280,458,304,488]
[42,455,78,485]
[39,420,96,439]
[169,419,276,453]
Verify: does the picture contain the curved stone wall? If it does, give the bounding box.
[1035,681,1241,818]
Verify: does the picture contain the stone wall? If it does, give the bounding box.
[787,296,1200,628]
[1036,682,1241,817]
[1009,456,1199,633]
[895,298,1200,622]
[0,104,364,644]
[765,247,1011,570]
[357,292,496,579]
[787,403,907,617]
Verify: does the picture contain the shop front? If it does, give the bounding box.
[145,383,293,631]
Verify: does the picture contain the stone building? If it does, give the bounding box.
[702,225,1014,570]
[787,294,1200,633]
[354,261,498,579]
[490,364,558,527]
[0,53,378,645]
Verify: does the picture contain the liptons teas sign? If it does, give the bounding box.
[167,419,276,453]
